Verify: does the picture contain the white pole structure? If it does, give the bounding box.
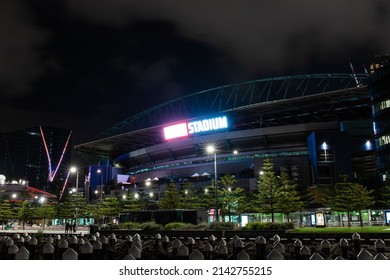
[207,145,219,222]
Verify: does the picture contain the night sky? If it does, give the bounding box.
[0,0,389,145]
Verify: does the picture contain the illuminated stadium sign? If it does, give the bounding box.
[163,115,229,140]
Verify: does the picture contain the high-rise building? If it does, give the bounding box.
[369,55,390,183]
[0,126,72,193]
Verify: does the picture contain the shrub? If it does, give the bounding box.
[121,222,142,230]
[208,221,235,230]
[244,222,294,230]
[140,221,163,231]
[192,222,209,230]
[164,222,194,230]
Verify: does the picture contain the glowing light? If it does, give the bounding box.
[365,140,373,150]
[321,142,328,150]
[40,126,72,182]
[206,145,215,154]
[163,122,188,140]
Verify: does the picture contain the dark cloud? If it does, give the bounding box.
[64,0,390,73]
[0,0,389,144]
[0,0,48,97]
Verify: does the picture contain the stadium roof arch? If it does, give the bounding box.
[75,73,370,168]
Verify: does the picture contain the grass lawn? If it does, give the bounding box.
[290,226,390,234]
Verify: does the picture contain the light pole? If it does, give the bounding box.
[97,169,103,203]
[207,145,219,222]
[70,166,79,231]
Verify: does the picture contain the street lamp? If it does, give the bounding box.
[70,167,79,230]
[97,169,103,203]
[207,144,219,222]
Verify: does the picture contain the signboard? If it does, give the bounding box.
[163,115,229,140]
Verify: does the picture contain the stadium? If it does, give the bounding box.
[75,72,378,207]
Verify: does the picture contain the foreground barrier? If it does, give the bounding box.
[0,231,389,260]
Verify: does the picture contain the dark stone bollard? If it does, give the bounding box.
[273,241,284,255]
[24,235,32,249]
[294,239,303,259]
[272,234,280,246]
[267,248,284,260]
[189,249,204,260]
[299,245,310,260]
[80,242,93,260]
[68,235,78,251]
[237,250,250,260]
[321,239,330,258]
[208,234,216,246]
[15,246,30,260]
[28,237,38,260]
[187,237,195,255]
[177,244,189,260]
[126,235,133,249]
[204,242,213,260]
[99,236,109,259]
[233,238,244,259]
[109,233,117,247]
[352,233,361,257]
[8,244,18,260]
[123,253,136,260]
[57,239,69,260]
[357,249,373,260]
[217,244,228,260]
[172,238,182,257]
[375,239,385,253]
[63,248,78,260]
[128,245,141,260]
[92,240,103,260]
[154,234,162,251]
[42,243,55,260]
[162,235,169,251]
[310,252,324,260]
[255,236,267,260]
[339,239,349,260]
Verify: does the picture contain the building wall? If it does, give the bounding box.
[369,55,390,183]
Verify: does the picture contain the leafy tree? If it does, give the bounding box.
[200,185,218,211]
[158,182,181,209]
[326,177,375,227]
[0,199,15,229]
[122,192,142,211]
[179,180,201,209]
[373,183,390,209]
[350,183,375,227]
[102,197,121,219]
[18,200,33,230]
[219,174,246,222]
[253,158,280,222]
[34,203,57,230]
[275,173,305,222]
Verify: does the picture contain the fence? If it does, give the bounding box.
[0,231,389,260]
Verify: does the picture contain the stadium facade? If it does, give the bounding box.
[75,57,390,205]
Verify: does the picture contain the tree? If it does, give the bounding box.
[179,180,201,209]
[158,182,181,210]
[219,174,246,222]
[34,203,57,230]
[101,197,121,224]
[0,199,15,229]
[122,192,142,211]
[350,183,375,227]
[326,177,375,227]
[275,173,305,222]
[253,158,280,222]
[18,200,33,230]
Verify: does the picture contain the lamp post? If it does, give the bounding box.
[97,169,103,203]
[70,167,79,230]
[207,145,219,222]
